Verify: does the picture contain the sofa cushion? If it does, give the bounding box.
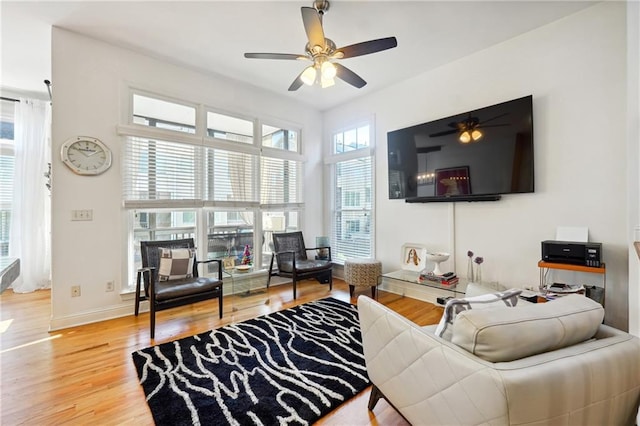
[158,247,195,281]
[435,288,522,340]
[451,294,604,362]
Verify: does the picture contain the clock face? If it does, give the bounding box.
[61,137,112,175]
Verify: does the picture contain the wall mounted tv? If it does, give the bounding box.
[387,95,534,203]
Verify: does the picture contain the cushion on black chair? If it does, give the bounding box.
[155,277,222,302]
[158,247,195,281]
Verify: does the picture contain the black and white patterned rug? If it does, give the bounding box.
[132,297,370,425]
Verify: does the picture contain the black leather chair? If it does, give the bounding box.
[267,231,332,299]
[135,238,223,339]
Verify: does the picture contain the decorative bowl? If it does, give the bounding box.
[235,265,251,273]
[425,252,450,276]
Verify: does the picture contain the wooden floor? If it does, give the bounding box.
[0,279,443,425]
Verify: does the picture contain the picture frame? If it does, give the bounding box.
[401,243,427,272]
[435,166,471,196]
[222,256,236,271]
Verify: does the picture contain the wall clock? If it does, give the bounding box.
[61,136,112,176]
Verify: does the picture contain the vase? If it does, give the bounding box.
[475,264,482,283]
[467,258,474,282]
[316,236,330,260]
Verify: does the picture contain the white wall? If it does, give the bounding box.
[50,28,323,330]
[324,2,631,330]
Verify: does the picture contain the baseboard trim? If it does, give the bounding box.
[50,304,135,331]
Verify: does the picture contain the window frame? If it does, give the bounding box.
[325,118,376,264]
[120,89,305,290]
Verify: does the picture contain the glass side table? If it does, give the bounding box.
[223,266,270,312]
[381,270,469,298]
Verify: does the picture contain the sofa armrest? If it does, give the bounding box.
[357,295,510,425]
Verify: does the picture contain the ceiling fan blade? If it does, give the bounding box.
[288,72,305,92]
[336,37,398,59]
[334,63,366,88]
[244,53,305,60]
[429,129,458,137]
[301,7,325,50]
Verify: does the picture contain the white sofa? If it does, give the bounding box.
[357,294,640,425]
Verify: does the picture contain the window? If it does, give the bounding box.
[207,111,253,144]
[133,94,196,134]
[205,147,257,203]
[262,123,298,152]
[333,124,369,154]
[123,136,201,204]
[0,99,15,256]
[131,209,196,276]
[261,210,299,267]
[260,156,302,205]
[328,123,374,263]
[121,92,303,287]
[343,191,360,207]
[206,210,255,270]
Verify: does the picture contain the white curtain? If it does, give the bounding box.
[9,98,51,292]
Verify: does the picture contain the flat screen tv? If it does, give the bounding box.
[387,95,534,202]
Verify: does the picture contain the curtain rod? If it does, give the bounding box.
[0,96,20,102]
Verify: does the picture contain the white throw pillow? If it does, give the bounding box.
[434,289,522,340]
[158,247,195,281]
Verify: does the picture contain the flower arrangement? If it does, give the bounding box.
[467,251,485,282]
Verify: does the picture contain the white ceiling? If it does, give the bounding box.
[1,1,595,111]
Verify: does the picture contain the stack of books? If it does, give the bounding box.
[419,271,459,286]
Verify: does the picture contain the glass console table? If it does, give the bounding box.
[381,270,469,298]
[222,267,270,313]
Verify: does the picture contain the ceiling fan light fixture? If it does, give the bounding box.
[244,1,397,91]
[459,131,472,143]
[321,61,337,79]
[300,66,317,86]
[471,129,483,141]
[321,75,335,88]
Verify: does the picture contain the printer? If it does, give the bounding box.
[541,240,602,267]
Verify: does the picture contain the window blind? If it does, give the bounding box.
[331,156,373,262]
[0,155,13,208]
[260,156,302,205]
[123,136,202,207]
[205,147,257,203]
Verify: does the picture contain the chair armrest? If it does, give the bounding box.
[304,246,332,261]
[136,267,155,298]
[196,258,223,280]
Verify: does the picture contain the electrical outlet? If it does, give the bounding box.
[71,285,81,297]
[106,281,114,292]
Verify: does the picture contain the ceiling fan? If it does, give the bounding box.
[244,0,398,91]
[429,113,509,143]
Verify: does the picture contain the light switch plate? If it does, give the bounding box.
[71,209,93,221]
